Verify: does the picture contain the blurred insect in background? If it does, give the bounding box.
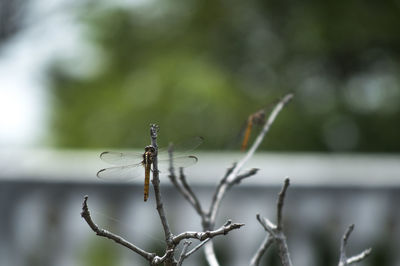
[241,108,266,151]
[239,99,283,151]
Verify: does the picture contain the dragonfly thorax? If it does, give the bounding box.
[143,145,156,164]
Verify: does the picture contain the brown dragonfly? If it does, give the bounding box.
[240,101,280,151]
[97,137,203,201]
[241,108,266,151]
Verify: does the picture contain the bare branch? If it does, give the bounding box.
[250,235,274,266]
[152,249,175,265]
[167,143,185,193]
[255,178,293,266]
[179,167,204,215]
[277,178,290,230]
[168,169,194,206]
[177,241,192,266]
[338,224,372,266]
[208,93,294,227]
[204,241,220,266]
[346,248,372,264]
[256,214,276,236]
[185,238,211,258]
[168,146,204,217]
[80,196,156,262]
[193,219,245,266]
[206,164,236,219]
[177,238,214,265]
[229,168,259,187]
[222,163,237,181]
[275,231,292,266]
[173,220,244,244]
[90,124,256,266]
[150,124,173,246]
[168,155,196,205]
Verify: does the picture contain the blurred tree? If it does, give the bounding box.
[81,239,119,266]
[48,0,400,151]
[0,0,28,48]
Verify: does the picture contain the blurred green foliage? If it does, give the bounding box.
[48,0,400,151]
[81,239,119,266]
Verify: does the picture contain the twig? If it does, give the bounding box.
[229,168,259,187]
[171,220,243,265]
[152,249,175,265]
[250,235,274,266]
[177,238,213,265]
[207,163,236,221]
[177,241,192,266]
[172,220,244,244]
[150,124,173,245]
[149,124,178,266]
[179,167,204,215]
[222,163,237,181]
[277,178,290,230]
[255,178,293,266]
[168,169,193,206]
[168,147,204,216]
[256,215,276,236]
[338,224,372,266]
[80,196,157,262]
[346,249,372,264]
[185,238,211,258]
[168,154,194,207]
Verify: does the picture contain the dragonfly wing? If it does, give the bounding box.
[97,163,144,181]
[157,155,198,174]
[171,155,198,168]
[100,151,143,165]
[158,136,204,160]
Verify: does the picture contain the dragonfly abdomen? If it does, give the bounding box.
[143,149,154,202]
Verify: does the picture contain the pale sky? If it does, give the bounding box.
[0,0,87,147]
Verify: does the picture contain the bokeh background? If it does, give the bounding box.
[1,0,400,266]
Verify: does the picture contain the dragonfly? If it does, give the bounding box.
[239,100,280,151]
[241,108,266,151]
[97,136,203,202]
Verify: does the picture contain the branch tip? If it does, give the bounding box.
[339,224,371,266]
[344,224,355,242]
[277,178,290,230]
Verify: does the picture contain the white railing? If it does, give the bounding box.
[1,149,400,187]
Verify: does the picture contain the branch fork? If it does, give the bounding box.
[173,220,244,244]
[338,224,372,266]
[252,178,293,266]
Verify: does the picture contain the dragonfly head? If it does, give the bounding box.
[252,109,266,124]
[144,145,156,155]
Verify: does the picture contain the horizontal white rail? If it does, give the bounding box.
[0,149,399,187]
